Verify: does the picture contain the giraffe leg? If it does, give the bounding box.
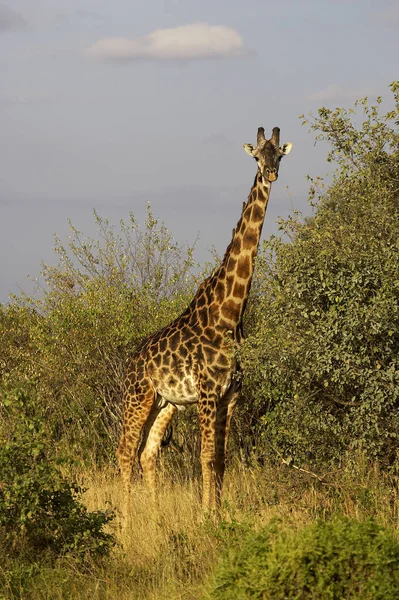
[117,386,155,517]
[138,402,177,500]
[199,392,218,511]
[214,389,240,507]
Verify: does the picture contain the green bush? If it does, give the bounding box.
[206,517,399,599]
[0,388,115,561]
[0,206,199,460]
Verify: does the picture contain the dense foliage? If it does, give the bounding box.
[240,82,399,468]
[0,206,197,460]
[0,389,115,561]
[206,517,399,599]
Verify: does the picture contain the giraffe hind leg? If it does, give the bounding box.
[117,384,156,516]
[138,401,177,500]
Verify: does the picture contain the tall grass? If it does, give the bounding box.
[2,456,399,599]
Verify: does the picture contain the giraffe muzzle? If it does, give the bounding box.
[265,170,278,183]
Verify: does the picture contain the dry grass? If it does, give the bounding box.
[74,455,399,599]
[80,468,217,600]
[3,457,398,599]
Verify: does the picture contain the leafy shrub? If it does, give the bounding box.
[0,206,198,460]
[206,517,399,599]
[0,388,115,560]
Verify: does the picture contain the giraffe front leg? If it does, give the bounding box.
[138,402,176,500]
[199,393,218,511]
[214,388,240,507]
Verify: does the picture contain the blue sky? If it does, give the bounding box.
[1,0,398,302]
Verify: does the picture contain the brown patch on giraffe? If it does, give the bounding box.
[221,299,240,321]
[257,187,266,201]
[197,293,206,308]
[227,256,237,273]
[237,255,251,279]
[179,345,188,359]
[225,275,234,296]
[147,361,154,374]
[191,322,203,337]
[214,332,223,345]
[231,236,242,255]
[203,326,215,339]
[198,307,208,328]
[203,345,218,362]
[153,354,162,367]
[209,302,220,325]
[252,203,264,222]
[215,281,225,304]
[243,227,258,250]
[170,330,181,352]
[233,281,246,299]
[205,285,214,303]
[159,338,167,353]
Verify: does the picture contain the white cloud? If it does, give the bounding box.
[0,4,28,33]
[308,85,379,103]
[85,23,246,62]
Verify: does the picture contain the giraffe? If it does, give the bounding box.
[117,126,292,511]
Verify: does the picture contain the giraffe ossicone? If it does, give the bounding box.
[117,126,292,512]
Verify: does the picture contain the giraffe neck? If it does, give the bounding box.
[209,171,272,329]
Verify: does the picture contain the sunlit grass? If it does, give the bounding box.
[3,457,399,599]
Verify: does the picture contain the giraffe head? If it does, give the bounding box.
[243,126,292,183]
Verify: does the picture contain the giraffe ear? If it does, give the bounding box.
[280,142,293,155]
[243,143,256,156]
